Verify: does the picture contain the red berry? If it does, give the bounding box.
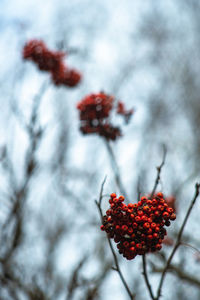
[157,192,163,198]
[110,193,117,198]
[170,213,176,220]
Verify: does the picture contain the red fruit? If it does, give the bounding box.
[123,241,129,248]
[170,213,176,220]
[136,243,142,249]
[130,241,135,246]
[144,222,150,229]
[135,216,141,222]
[157,192,163,198]
[138,210,144,216]
[151,223,156,229]
[156,244,162,250]
[152,199,158,206]
[128,227,133,234]
[122,225,128,231]
[167,207,174,214]
[130,247,136,252]
[163,212,169,219]
[110,193,117,198]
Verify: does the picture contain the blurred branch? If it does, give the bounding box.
[66,256,87,300]
[0,84,47,298]
[95,178,135,300]
[155,183,200,300]
[152,263,200,288]
[179,242,200,255]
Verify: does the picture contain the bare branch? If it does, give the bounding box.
[151,145,167,198]
[104,140,129,202]
[155,183,200,300]
[142,255,155,300]
[179,242,200,255]
[99,176,107,207]
[152,263,200,288]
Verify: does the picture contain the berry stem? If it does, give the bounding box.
[151,145,167,198]
[96,179,135,300]
[104,139,130,202]
[142,255,155,300]
[155,183,200,300]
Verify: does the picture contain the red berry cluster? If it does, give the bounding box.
[77,92,121,140]
[100,192,176,260]
[117,101,134,124]
[23,39,81,88]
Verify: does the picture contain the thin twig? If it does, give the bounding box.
[137,176,141,202]
[151,145,167,198]
[95,179,135,300]
[155,183,200,300]
[30,80,49,128]
[104,140,129,202]
[99,176,107,208]
[179,242,200,255]
[152,263,200,288]
[1,83,47,262]
[142,255,155,300]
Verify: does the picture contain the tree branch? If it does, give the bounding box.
[155,183,200,300]
[104,140,129,202]
[152,263,200,288]
[142,255,155,300]
[151,145,167,198]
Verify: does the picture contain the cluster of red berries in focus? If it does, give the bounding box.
[117,101,134,124]
[77,92,122,140]
[100,192,176,260]
[23,39,81,87]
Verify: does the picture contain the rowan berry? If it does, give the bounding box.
[170,213,176,220]
[111,193,117,198]
[163,212,169,219]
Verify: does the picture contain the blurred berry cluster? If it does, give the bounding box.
[23,39,81,87]
[77,93,133,141]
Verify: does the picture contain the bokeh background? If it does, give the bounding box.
[0,0,200,299]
